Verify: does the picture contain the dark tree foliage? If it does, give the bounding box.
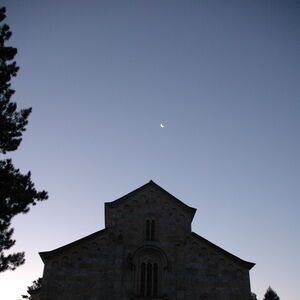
[19,277,42,299]
[0,8,31,154]
[263,286,280,300]
[251,292,258,300]
[0,7,48,272]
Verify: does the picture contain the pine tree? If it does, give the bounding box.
[0,7,48,272]
[18,277,43,300]
[263,286,280,300]
[20,277,42,299]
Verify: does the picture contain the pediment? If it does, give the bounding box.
[105,180,196,228]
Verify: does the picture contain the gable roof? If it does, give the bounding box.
[39,228,108,263]
[105,180,196,226]
[192,232,255,270]
[39,181,255,271]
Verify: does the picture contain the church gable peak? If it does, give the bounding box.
[104,181,196,233]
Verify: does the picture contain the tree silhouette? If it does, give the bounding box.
[19,277,42,299]
[0,7,48,272]
[263,286,280,300]
[251,292,258,300]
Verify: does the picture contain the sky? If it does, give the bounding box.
[0,1,299,299]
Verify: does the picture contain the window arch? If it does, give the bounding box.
[132,246,168,298]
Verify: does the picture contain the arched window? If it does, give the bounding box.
[132,246,168,298]
[146,219,155,241]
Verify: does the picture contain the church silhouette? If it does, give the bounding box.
[39,181,255,300]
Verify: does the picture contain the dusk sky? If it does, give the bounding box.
[1,1,299,299]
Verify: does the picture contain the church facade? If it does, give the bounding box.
[39,181,255,300]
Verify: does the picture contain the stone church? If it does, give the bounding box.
[39,181,255,300]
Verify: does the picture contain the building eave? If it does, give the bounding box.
[191,232,255,270]
[39,228,108,263]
